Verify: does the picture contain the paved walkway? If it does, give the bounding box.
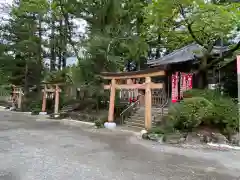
[0,111,240,180]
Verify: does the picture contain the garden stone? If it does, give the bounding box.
[211,133,228,144]
[199,134,211,143]
[140,129,148,136]
[164,132,184,144]
[179,137,186,143]
[10,107,16,111]
[231,134,240,146]
[185,132,202,144]
[147,133,163,142]
[142,133,150,140]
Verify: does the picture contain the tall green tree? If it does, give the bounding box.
[1,0,48,90]
[145,0,240,88]
[63,0,150,85]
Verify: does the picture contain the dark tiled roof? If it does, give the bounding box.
[147,43,229,66]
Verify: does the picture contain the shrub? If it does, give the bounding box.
[94,118,107,128]
[168,97,213,131]
[28,99,42,112]
[168,89,238,135]
[207,97,238,136]
[183,89,221,101]
[94,119,103,128]
[148,127,165,134]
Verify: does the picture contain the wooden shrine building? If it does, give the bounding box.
[101,43,231,130]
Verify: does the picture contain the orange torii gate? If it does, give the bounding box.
[40,83,62,116]
[101,67,165,130]
[11,85,24,110]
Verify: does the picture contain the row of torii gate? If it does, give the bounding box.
[11,84,61,116]
[10,67,166,129]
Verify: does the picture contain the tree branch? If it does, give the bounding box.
[177,3,207,49]
[59,1,80,60]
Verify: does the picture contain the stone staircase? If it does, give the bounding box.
[124,107,168,129]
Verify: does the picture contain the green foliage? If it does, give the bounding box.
[183,89,221,100]
[28,100,42,111]
[145,0,240,49]
[94,118,107,128]
[148,127,165,135]
[168,97,213,131]
[145,0,240,89]
[206,95,238,135]
[167,89,238,135]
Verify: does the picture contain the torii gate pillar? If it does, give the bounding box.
[145,77,152,130]
[108,79,116,123]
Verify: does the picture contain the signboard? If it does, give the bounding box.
[180,73,187,99]
[186,73,193,90]
[171,72,179,103]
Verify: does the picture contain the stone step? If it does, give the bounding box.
[122,125,144,132]
[125,122,156,129]
[130,114,145,118]
[133,112,168,115]
[132,112,168,117]
[125,121,145,128]
[125,124,144,130]
[123,106,169,129]
[126,118,145,124]
[136,108,168,112]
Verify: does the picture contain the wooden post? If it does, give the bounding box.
[17,88,22,109]
[237,55,240,142]
[54,85,60,116]
[12,85,16,109]
[41,85,47,112]
[145,77,152,130]
[108,79,116,122]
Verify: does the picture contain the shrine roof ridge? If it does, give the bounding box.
[101,67,165,79]
[148,43,230,66]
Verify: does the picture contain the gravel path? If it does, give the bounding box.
[0,111,240,180]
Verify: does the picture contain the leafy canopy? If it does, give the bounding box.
[145,0,240,49]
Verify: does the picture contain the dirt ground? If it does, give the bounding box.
[0,110,240,180]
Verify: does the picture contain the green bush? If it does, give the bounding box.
[28,99,42,112]
[183,89,221,100]
[94,118,107,128]
[148,127,165,134]
[167,89,238,135]
[207,97,238,135]
[168,97,213,131]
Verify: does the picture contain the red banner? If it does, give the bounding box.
[172,72,193,103]
[186,73,193,90]
[237,56,240,73]
[171,72,179,103]
[180,73,187,98]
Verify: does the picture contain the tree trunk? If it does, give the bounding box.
[198,56,208,89]
[197,70,208,89]
[58,19,63,70]
[50,15,56,71]
[37,17,43,91]
[62,52,66,68]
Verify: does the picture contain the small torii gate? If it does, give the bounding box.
[12,85,24,110]
[40,83,62,116]
[101,67,165,130]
